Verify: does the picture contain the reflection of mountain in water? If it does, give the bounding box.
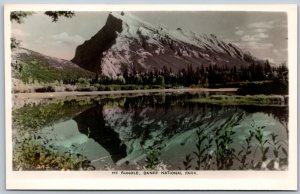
[71,94,289,165]
[73,105,127,162]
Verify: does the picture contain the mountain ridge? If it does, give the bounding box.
[72,12,258,78]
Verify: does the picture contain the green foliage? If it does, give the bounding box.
[252,123,269,162]
[145,147,161,170]
[13,131,94,170]
[215,126,236,169]
[237,130,255,169]
[179,121,288,170]
[193,128,212,170]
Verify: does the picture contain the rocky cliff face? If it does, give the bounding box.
[71,14,123,74]
[72,12,253,78]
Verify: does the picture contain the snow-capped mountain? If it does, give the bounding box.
[72,12,252,78]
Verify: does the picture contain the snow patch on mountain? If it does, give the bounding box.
[72,12,252,78]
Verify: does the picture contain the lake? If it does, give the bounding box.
[12,91,288,171]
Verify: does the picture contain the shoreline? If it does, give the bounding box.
[13,88,238,99]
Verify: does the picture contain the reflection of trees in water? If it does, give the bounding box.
[72,93,288,167]
[123,96,238,142]
[121,94,288,126]
[241,105,288,137]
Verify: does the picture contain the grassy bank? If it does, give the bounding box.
[12,78,288,97]
[188,94,288,106]
[12,80,180,93]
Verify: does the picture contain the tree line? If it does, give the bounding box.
[81,60,288,88]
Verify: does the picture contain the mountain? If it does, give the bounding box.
[72,12,254,78]
[12,47,95,83]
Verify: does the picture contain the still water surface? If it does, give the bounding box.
[14,92,288,170]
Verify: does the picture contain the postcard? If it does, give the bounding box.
[5,4,297,190]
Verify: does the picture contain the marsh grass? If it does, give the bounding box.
[180,122,288,170]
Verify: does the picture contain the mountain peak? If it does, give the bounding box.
[108,11,153,29]
[72,12,252,78]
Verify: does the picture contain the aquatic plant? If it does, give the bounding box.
[266,132,287,170]
[182,154,193,170]
[252,123,270,169]
[193,128,213,170]
[178,121,288,170]
[145,146,162,170]
[215,127,236,169]
[237,130,255,170]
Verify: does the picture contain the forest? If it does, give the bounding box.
[61,60,288,95]
[13,58,288,95]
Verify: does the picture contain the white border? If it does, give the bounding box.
[4,4,297,190]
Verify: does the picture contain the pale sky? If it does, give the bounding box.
[11,11,287,65]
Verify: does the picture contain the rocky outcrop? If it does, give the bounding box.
[71,14,123,74]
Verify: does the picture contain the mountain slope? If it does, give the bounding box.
[12,47,95,83]
[72,12,253,78]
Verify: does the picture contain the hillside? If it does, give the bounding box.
[72,12,256,78]
[12,47,95,83]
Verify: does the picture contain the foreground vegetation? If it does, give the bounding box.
[13,130,95,170]
[12,97,98,170]
[178,123,288,170]
[145,122,288,171]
